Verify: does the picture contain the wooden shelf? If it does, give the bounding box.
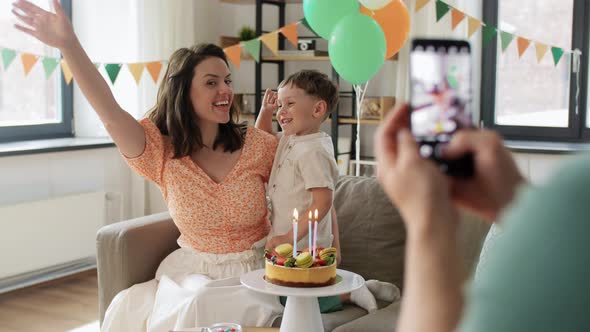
[338,118,382,125]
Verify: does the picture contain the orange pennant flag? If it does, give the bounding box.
[451,9,466,31]
[517,37,531,58]
[21,53,39,76]
[536,43,548,63]
[280,22,299,47]
[415,0,430,13]
[61,60,73,84]
[224,44,242,69]
[260,32,279,55]
[146,61,163,83]
[467,16,483,38]
[127,63,145,84]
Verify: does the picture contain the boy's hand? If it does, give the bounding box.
[260,89,278,115]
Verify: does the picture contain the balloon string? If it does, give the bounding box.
[353,82,370,176]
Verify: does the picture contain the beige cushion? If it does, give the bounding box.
[334,176,406,290]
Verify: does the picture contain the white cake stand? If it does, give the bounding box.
[240,269,365,332]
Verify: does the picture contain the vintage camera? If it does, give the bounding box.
[297,39,316,51]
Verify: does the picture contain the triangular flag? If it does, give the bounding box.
[415,0,430,13]
[280,22,299,47]
[436,0,451,22]
[451,9,466,30]
[127,63,145,84]
[482,25,497,46]
[2,48,17,70]
[61,60,73,85]
[146,61,163,83]
[104,64,122,84]
[42,57,60,78]
[551,47,564,66]
[21,53,39,76]
[224,44,242,69]
[243,39,261,62]
[535,43,548,63]
[500,31,514,52]
[467,17,483,38]
[260,32,279,55]
[516,37,531,58]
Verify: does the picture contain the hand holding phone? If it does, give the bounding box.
[409,38,474,178]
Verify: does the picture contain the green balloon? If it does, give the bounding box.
[329,13,386,85]
[303,0,359,40]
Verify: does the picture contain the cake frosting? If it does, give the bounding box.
[264,244,338,288]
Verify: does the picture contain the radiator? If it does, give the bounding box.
[0,192,114,284]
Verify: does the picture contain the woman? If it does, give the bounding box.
[374,104,590,332]
[12,1,283,330]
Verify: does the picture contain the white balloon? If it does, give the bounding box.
[359,0,392,10]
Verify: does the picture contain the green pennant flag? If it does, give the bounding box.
[551,47,564,66]
[243,39,261,63]
[436,0,451,22]
[41,57,60,78]
[500,31,514,52]
[104,64,122,84]
[482,25,497,46]
[2,48,17,70]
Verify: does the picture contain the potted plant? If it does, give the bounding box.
[238,26,257,41]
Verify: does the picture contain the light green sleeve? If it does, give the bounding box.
[457,154,590,332]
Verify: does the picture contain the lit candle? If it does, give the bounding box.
[313,209,319,258]
[308,210,312,253]
[292,208,298,257]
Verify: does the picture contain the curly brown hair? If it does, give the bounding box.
[146,43,246,158]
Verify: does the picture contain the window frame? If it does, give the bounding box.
[0,0,73,143]
[481,0,590,142]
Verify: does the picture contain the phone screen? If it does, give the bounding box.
[410,39,474,177]
[410,40,472,143]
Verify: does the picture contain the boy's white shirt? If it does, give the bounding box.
[266,132,339,250]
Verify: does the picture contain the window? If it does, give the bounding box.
[481,0,589,141]
[0,0,72,143]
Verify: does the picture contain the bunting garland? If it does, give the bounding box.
[417,0,578,66]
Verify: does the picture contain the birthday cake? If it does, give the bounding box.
[264,243,338,288]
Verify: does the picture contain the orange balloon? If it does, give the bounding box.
[360,0,411,59]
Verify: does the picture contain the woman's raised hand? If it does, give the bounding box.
[12,0,77,50]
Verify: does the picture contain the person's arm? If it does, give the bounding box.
[330,207,342,265]
[255,89,278,137]
[375,105,465,332]
[12,0,145,158]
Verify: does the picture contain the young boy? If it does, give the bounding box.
[256,70,399,313]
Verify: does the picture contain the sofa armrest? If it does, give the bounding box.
[332,300,402,332]
[96,212,180,323]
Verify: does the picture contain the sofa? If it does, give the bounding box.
[97,176,491,331]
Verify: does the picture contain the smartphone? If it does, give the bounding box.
[409,38,474,178]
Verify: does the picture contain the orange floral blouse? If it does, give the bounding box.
[124,119,278,254]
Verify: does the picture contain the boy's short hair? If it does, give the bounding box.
[278,70,339,116]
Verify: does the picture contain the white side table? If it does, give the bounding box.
[241,269,364,332]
